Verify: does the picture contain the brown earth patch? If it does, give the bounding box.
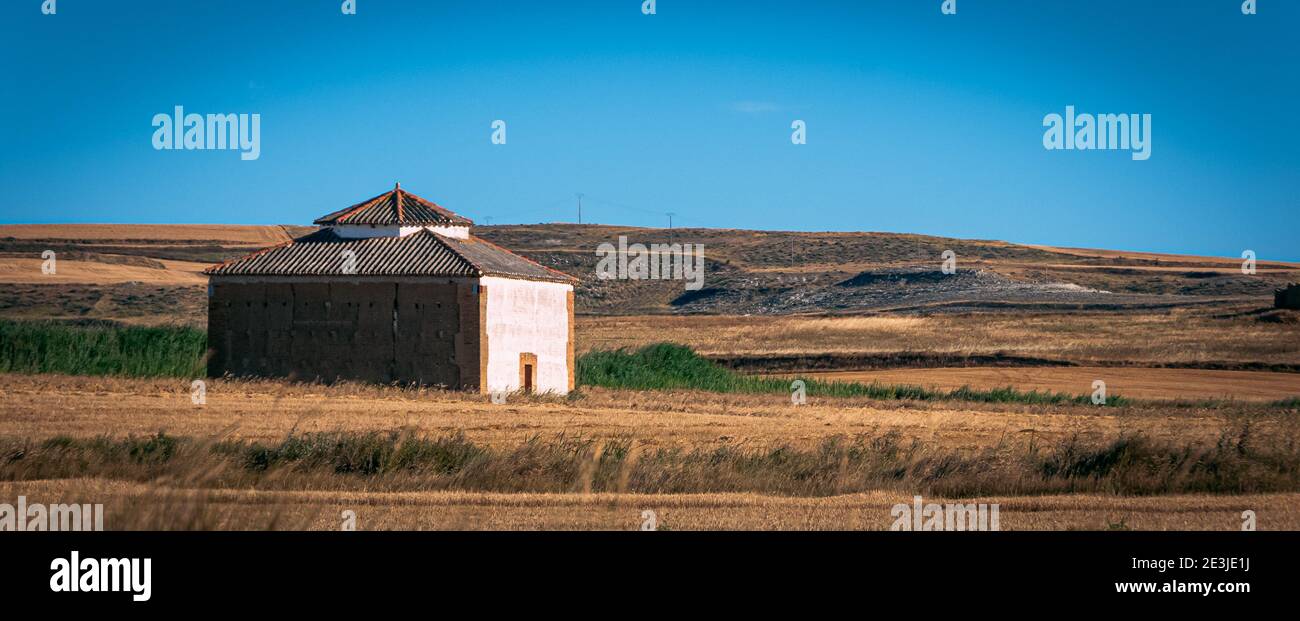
[781,367,1300,402]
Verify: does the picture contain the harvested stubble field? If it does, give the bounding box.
[0,373,1297,530]
[576,308,1300,366]
[1,224,1298,530]
[787,367,1300,402]
[0,224,293,244]
[0,373,1232,446]
[0,255,209,286]
[2,480,1292,531]
[580,310,1300,402]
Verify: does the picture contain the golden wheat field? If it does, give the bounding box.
[1,480,1293,531]
[0,373,1297,530]
[576,310,1300,365]
[0,256,209,285]
[0,223,291,244]
[0,373,1263,448]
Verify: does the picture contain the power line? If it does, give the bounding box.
[581,195,711,228]
[477,196,573,224]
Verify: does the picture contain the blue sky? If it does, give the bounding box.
[2,1,1296,260]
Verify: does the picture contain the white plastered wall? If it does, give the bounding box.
[481,276,572,395]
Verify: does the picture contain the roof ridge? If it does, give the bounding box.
[313,190,391,225]
[468,234,578,282]
[204,227,574,283]
[403,192,473,226]
[202,237,298,275]
[314,186,472,226]
[340,192,389,224]
[416,228,483,275]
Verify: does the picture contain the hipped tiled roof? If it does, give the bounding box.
[313,184,473,226]
[205,228,575,283]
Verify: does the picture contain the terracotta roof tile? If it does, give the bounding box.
[205,228,575,283]
[313,184,474,227]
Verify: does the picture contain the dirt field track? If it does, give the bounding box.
[787,367,1300,402]
[1028,244,1299,268]
[0,257,208,285]
[576,311,1300,367]
[0,224,290,244]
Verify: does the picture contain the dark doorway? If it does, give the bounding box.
[519,352,538,393]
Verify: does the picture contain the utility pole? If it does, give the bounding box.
[576,193,584,225]
[666,212,676,244]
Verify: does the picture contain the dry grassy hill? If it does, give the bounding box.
[0,224,301,325]
[479,224,1298,315]
[1,223,1296,324]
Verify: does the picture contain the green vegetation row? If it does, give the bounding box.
[4,321,1297,408]
[578,342,1126,406]
[0,320,206,379]
[4,425,1296,496]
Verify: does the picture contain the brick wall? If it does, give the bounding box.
[208,278,482,388]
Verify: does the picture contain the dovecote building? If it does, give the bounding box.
[204,184,576,394]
